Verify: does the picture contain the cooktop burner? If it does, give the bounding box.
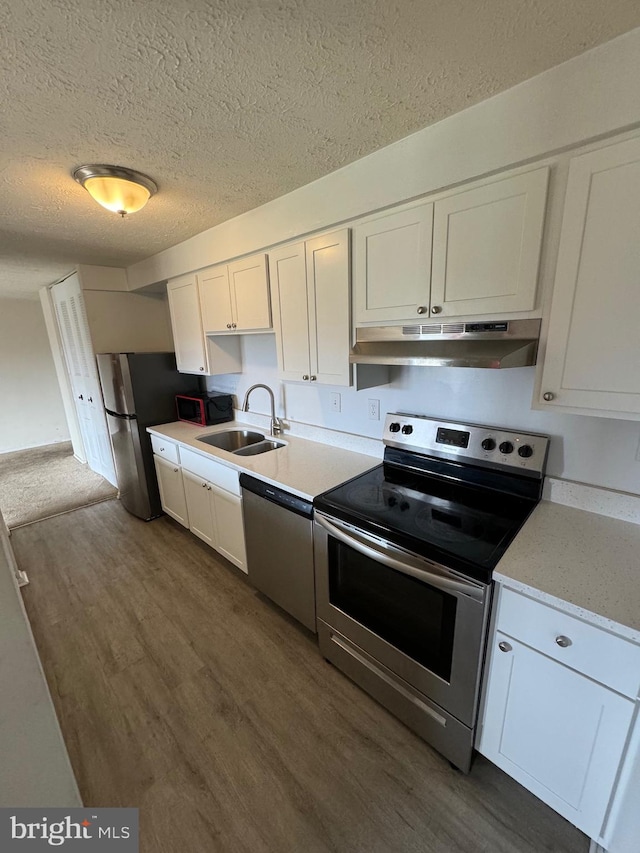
[314,413,549,583]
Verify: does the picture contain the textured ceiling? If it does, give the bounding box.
[2,0,640,299]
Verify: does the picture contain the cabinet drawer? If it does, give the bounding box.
[179,447,241,495]
[150,435,180,465]
[497,587,640,699]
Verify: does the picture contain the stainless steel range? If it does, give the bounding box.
[313,413,548,772]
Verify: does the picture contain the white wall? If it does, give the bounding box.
[209,335,640,496]
[0,298,70,453]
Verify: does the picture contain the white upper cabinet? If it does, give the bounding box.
[354,204,433,323]
[538,136,640,418]
[354,167,548,325]
[199,253,271,333]
[199,265,232,333]
[167,273,209,374]
[270,229,351,386]
[431,168,548,317]
[167,273,242,376]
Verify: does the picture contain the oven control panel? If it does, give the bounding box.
[384,413,549,476]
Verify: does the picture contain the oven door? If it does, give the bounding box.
[314,511,491,727]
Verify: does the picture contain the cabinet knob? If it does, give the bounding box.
[498,641,512,653]
[78,394,84,400]
[431,305,442,315]
[555,635,572,648]
[310,375,317,381]
[173,467,178,473]
[226,323,232,329]
[543,391,555,401]
[202,482,207,488]
[199,366,205,371]
[88,396,93,403]
[207,485,212,491]
[160,447,165,452]
[232,323,237,329]
[302,374,309,381]
[416,306,426,315]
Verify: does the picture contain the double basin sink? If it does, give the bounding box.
[197,429,285,457]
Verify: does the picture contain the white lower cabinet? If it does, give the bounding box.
[177,447,247,573]
[182,469,215,547]
[478,585,639,843]
[210,485,246,570]
[154,455,189,528]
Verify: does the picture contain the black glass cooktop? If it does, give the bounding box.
[314,459,539,583]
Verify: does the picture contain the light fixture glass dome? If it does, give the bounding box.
[73,165,157,216]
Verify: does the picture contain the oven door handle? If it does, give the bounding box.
[315,514,486,602]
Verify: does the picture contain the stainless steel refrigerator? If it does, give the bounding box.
[96,352,194,520]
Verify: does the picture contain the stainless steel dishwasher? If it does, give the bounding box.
[240,474,316,633]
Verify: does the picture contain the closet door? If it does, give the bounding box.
[52,274,116,484]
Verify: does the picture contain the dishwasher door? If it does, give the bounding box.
[240,475,316,633]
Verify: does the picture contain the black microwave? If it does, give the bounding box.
[176,392,234,426]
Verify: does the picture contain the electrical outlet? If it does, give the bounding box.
[368,399,380,420]
[330,392,341,413]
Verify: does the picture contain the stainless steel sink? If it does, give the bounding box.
[197,430,264,451]
[233,440,285,457]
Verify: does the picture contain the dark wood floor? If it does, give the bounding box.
[14,499,588,853]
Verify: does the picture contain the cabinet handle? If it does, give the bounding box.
[555,635,572,648]
[416,306,426,315]
[543,392,555,401]
[302,374,309,381]
[310,375,317,381]
[431,305,442,315]
[498,641,512,653]
[160,447,165,452]
[226,323,232,329]
[88,396,93,403]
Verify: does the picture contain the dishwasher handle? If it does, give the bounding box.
[239,473,313,519]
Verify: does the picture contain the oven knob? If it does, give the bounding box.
[481,438,496,451]
[499,441,514,454]
[389,422,401,433]
[401,425,413,435]
[518,444,534,458]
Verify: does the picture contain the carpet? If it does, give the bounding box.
[0,441,118,529]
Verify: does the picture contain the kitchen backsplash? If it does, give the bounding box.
[207,333,640,497]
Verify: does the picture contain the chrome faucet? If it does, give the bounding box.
[242,384,282,436]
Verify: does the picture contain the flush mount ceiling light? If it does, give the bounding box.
[72,165,157,217]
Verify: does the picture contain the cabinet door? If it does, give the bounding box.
[210,486,247,572]
[478,632,634,840]
[153,456,189,527]
[52,274,116,484]
[306,229,351,386]
[354,203,433,324]
[167,274,209,374]
[269,242,311,382]
[182,469,215,547]
[538,137,640,416]
[199,264,232,333]
[229,254,271,331]
[431,167,548,317]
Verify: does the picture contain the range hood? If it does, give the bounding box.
[350,319,541,369]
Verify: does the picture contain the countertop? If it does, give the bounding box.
[147,420,380,501]
[495,499,640,643]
